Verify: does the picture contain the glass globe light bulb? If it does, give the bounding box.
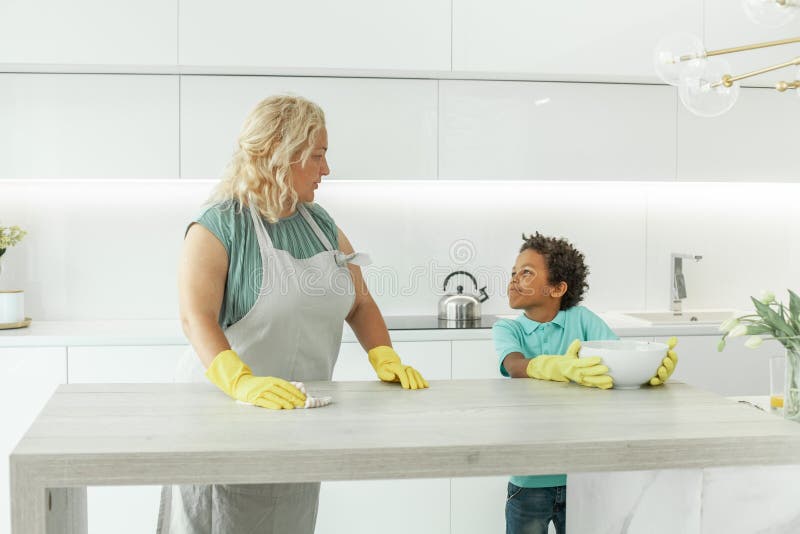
[654,33,707,86]
[741,0,798,28]
[678,58,740,117]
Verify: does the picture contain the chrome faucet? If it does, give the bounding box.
[671,253,703,314]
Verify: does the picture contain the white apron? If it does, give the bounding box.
[157,202,356,534]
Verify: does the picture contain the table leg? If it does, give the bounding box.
[47,488,87,534]
[10,456,87,534]
[10,462,45,534]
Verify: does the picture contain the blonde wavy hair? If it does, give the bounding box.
[209,94,326,223]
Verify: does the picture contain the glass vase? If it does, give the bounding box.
[783,348,800,422]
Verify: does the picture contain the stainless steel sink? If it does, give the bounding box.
[622,310,736,325]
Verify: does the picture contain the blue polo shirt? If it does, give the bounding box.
[492,305,618,488]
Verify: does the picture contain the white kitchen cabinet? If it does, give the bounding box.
[67,345,187,383]
[68,345,186,534]
[452,0,701,80]
[677,88,800,182]
[663,335,770,396]
[451,475,509,534]
[179,0,450,71]
[452,339,498,379]
[0,0,176,65]
[705,0,800,88]
[438,81,676,181]
[317,478,451,534]
[319,341,451,534]
[450,340,507,534]
[333,340,451,382]
[0,347,66,534]
[0,74,179,180]
[179,75,438,180]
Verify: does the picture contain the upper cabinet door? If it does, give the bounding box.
[677,87,800,181]
[180,76,437,180]
[179,0,451,71]
[0,74,179,180]
[452,0,701,80]
[0,0,177,64]
[705,0,800,88]
[439,80,677,180]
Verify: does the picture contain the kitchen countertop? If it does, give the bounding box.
[0,312,725,348]
[10,379,800,533]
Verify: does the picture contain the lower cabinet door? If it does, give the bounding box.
[316,479,451,534]
[68,345,187,534]
[321,341,451,533]
[85,486,163,534]
[450,342,508,533]
[451,339,497,379]
[67,345,188,383]
[451,476,509,534]
[334,340,451,381]
[1,347,66,534]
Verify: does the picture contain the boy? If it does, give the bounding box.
[493,232,678,534]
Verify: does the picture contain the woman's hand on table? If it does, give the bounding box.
[205,349,307,409]
[368,346,429,390]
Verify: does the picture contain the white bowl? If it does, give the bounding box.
[578,340,668,389]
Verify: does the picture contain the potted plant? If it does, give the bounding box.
[0,225,26,274]
[719,290,800,420]
[0,225,27,326]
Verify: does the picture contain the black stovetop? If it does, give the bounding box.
[383,315,501,330]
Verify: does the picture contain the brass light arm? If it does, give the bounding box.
[677,36,800,63]
[776,80,800,91]
[710,56,800,88]
[706,36,800,57]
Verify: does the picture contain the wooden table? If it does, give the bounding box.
[11,379,800,533]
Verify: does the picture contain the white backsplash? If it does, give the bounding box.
[0,180,798,321]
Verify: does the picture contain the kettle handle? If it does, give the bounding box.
[443,270,478,292]
[478,287,489,303]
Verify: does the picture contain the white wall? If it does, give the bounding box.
[1,0,799,321]
[1,180,798,320]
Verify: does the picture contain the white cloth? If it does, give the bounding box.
[236,382,333,409]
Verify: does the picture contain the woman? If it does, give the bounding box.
[157,95,428,533]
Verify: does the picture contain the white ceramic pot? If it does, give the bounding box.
[0,290,25,324]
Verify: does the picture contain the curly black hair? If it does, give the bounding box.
[519,232,589,310]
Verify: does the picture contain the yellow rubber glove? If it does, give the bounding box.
[368,346,429,390]
[649,337,679,386]
[526,339,613,390]
[205,349,306,409]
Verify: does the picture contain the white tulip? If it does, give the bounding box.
[759,290,776,305]
[719,317,739,333]
[744,335,763,349]
[728,324,748,338]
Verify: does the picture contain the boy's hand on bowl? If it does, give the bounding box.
[526,340,614,390]
[649,337,679,386]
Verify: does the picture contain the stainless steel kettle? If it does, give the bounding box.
[438,270,489,321]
